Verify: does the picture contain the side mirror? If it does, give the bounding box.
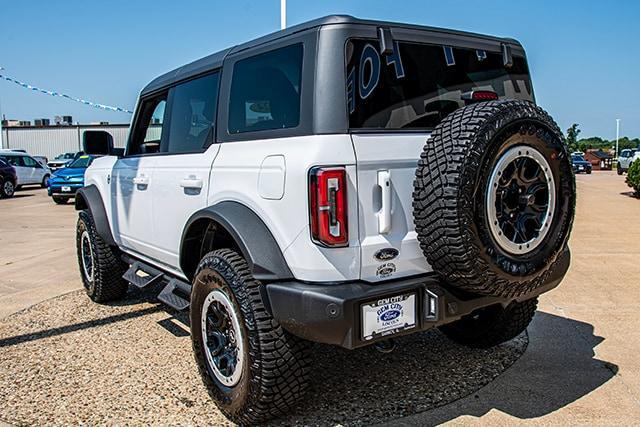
[83,130,115,155]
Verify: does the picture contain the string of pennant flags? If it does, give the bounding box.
[0,73,133,114]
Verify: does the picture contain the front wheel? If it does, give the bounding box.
[52,196,69,205]
[76,210,128,302]
[617,164,623,175]
[440,297,538,348]
[190,249,311,424]
[41,174,50,188]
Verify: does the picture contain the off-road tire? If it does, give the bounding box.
[413,100,575,298]
[190,249,311,424]
[76,210,128,302]
[53,195,69,204]
[440,297,538,348]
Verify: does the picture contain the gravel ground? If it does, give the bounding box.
[0,287,526,426]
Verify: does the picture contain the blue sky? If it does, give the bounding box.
[1,0,639,139]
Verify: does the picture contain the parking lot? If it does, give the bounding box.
[1,171,640,425]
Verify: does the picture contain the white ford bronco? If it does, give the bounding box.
[76,16,575,423]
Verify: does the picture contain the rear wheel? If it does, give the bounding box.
[440,297,538,348]
[76,210,128,302]
[190,249,311,424]
[617,163,623,175]
[52,196,69,204]
[413,100,575,298]
[0,180,15,198]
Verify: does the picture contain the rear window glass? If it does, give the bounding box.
[228,44,303,134]
[346,39,533,130]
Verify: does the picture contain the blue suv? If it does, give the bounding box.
[48,154,97,204]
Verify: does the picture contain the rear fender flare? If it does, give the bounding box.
[180,202,293,282]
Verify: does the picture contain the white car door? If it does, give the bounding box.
[149,71,221,268]
[112,95,167,257]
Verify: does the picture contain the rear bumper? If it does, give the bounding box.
[265,247,570,349]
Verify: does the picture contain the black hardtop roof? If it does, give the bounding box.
[141,15,520,96]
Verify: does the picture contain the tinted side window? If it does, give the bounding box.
[4,156,23,167]
[22,156,37,167]
[228,44,303,134]
[165,72,219,154]
[128,93,168,155]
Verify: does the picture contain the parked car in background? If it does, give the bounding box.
[617,149,638,175]
[48,154,96,204]
[33,155,49,167]
[0,151,51,188]
[571,153,592,174]
[0,158,18,198]
[47,152,79,171]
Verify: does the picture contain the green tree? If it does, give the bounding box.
[626,159,640,196]
[566,123,581,152]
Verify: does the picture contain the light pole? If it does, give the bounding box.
[616,118,620,160]
[281,0,286,30]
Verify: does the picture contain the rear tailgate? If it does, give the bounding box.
[346,36,533,282]
[351,133,431,282]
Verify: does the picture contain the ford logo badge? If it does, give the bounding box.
[379,309,401,322]
[374,248,399,262]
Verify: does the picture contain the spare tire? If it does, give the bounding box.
[413,100,574,298]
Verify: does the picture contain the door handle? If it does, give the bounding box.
[180,177,203,189]
[132,175,149,185]
[377,170,391,234]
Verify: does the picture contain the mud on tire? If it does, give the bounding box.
[190,249,311,425]
[413,100,575,298]
[76,210,128,302]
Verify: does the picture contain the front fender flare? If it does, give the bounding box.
[75,185,116,246]
[181,202,293,282]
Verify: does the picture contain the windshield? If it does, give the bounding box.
[55,153,74,160]
[346,39,533,130]
[66,155,93,169]
[572,155,586,162]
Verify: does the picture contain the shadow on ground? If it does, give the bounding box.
[387,311,618,426]
[0,289,617,426]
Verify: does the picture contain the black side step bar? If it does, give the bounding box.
[158,279,191,311]
[121,258,192,311]
[122,261,164,289]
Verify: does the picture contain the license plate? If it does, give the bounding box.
[578,166,584,170]
[61,186,71,192]
[361,293,416,341]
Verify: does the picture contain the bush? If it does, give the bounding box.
[626,159,640,196]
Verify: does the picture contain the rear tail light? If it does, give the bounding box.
[309,166,348,247]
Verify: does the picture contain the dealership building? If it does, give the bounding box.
[1,119,129,159]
